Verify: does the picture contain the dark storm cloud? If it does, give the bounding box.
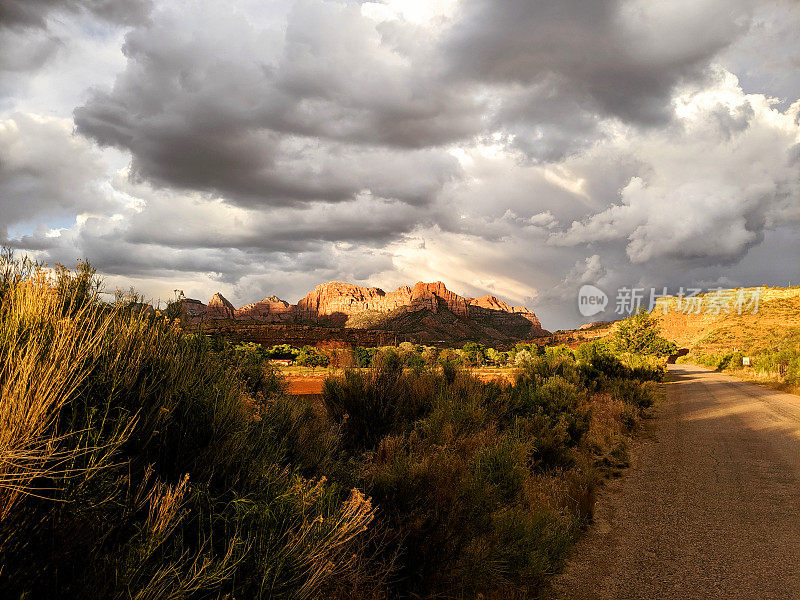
[114,190,430,251]
[75,0,758,203]
[0,28,58,73]
[448,0,751,122]
[445,0,753,159]
[28,207,400,305]
[0,0,151,29]
[74,0,467,207]
[0,113,111,240]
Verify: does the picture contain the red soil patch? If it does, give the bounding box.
[286,375,327,396]
[284,368,515,396]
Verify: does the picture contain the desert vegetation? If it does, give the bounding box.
[0,253,664,599]
[678,340,800,392]
[248,340,552,370]
[669,292,800,393]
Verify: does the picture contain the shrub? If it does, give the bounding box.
[322,354,436,450]
[605,378,657,410]
[296,346,330,369]
[0,257,383,600]
[359,366,589,598]
[0,251,663,599]
[613,309,678,357]
[353,345,378,367]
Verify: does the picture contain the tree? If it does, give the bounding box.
[485,347,504,366]
[353,346,378,368]
[296,347,330,370]
[613,309,678,357]
[267,344,300,361]
[514,349,534,365]
[438,348,462,366]
[421,346,438,365]
[461,342,486,366]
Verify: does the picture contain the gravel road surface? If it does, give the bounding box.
[548,364,800,600]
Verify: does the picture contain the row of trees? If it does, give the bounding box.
[231,309,676,370]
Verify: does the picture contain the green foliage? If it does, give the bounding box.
[437,347,463,368]
[231,342,286,399]
[321,349,658,598]
[514,348,535,365]
[689,345,800,385]
[461,341,486,366]
[265,343,300,360]
[296,345,330,369]
[613,309,678,356]
[322,353,434,450]
[752,348,800,384]
[0,252,664,600]
[353,345,379,367]
[0,259,382,600]
[485,347,506,366]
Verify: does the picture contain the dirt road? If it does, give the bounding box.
[549,364,800,599]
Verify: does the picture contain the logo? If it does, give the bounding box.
[578,284,608,317]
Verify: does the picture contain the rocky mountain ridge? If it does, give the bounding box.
[181,280,548,343]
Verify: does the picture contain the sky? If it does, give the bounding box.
[1,0,798,330]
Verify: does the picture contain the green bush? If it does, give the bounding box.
[0,257,382,600]
[362,387,580,598]
[1,251,663,600]
[353,345,379,367]
[613,309,678,357]
[322,353,436,450]
[296,345,330,369]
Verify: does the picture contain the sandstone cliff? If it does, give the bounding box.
[206,292,236,319]
[181,280,548,343]
[236,295,293,321]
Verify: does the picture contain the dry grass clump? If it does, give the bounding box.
[0,270,120,522]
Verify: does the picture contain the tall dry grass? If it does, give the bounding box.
[0,270,121,521]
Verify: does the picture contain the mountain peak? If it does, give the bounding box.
[179,279,548,342]
[207,292,235,319]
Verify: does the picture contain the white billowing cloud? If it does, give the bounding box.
[0,113,119,240]
[554,71,800,266]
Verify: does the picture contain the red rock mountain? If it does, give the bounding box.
[206,292,236,319]
[181,280,547,343]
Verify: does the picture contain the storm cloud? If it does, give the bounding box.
[74,0,467,207]
[2,0,799,328]
[0,0,151,29]
[0,113,112,240]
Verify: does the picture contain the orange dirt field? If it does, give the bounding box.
[284,368,515,396]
